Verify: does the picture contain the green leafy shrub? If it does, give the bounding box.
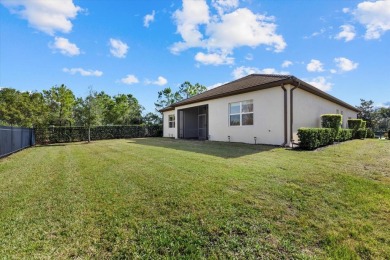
[348,119,363,130]
[366,129,375,138]
[321,114,342,129]
[321,114,342,140]
[361,121,367,129]
[297,128,334,150]
[355,128,367,139]
[338,129,353,141]
[34,125,163,144]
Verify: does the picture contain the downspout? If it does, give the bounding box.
[290,81,301,146]
[281,84,287,146]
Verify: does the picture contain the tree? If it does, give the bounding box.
[0,88,47,127]
[43,85,75,126]
[0,88,26,126]
[154,87,182,112]
[356,99,375,128]
[373,106,390,132]
[143,112,162,125]
[178,81,207,99]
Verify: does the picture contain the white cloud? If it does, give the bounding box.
[354,0,390,39]
[342,7,350,13]
[335,25,356,42]
[304,28,326,39]
[171,0,286,64]
[195,51,234,65]
[307,76,333,92]
[49,37,80,56]
[282,60,293,68]
[334,57,358,72]
[109,38,128,58]
[206,8,286,52]
[121,74,139,85]
[171,0,210,53]
[306,59,324,72]
[144,10,155,27]
[63,68,102,77]
[1,0,82,35]
[330,69,337,74]
[146,76,168,86]
[212,0,239,15]
[232,66,289,79]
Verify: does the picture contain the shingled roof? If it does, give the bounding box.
[160,74,359,112]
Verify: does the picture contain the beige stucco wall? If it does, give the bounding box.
[167,86,286,145]
[291,87,358,143]
[162,84,358,146]
[162,111,176,138]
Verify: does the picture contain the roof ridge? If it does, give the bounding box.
[251,73,291,78]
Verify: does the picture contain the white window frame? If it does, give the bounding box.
[168,114,175,128]
[229,100,254,126]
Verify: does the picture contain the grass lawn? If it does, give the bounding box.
[0,138,389,259]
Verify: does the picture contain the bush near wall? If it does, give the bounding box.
[34,125,163,144]
[355,128,367,139]
[297,128,354,150]
[338,129,353,142]
[321,114,342,140]
[297,128,334,150]
[347,119,368,139]
[321,114,342,129]
[348,119,364,130]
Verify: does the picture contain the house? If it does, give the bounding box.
[160,74,359,146]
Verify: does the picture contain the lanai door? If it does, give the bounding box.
[198,114,207,140]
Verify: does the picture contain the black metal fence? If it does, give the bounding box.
[34,125,163,144]
[0,126,35,158]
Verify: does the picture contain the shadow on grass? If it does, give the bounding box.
[34,142,90,148]
[127,137,277,159]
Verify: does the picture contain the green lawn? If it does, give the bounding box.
[0,138,389,259]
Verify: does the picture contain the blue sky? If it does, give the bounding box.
[1,0,389,113]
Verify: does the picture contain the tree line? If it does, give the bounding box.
[356,99,390,132]
[0,81,207,128]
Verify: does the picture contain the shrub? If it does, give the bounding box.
[321,114,342,140]
[297,128,334,150]
[355,128,367,139]
[34,125,163,144]
[366,129,375,139]
[348,119,363,130]
[338,129,353,141]
[361,121,367,129]
[321,114,342,129]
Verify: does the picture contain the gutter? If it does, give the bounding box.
[281,84,287,146]
[290,80,300,145]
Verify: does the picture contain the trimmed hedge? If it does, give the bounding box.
[298,128,354,150]
[338,129,353,142]
[34,125,163,144]
[321,114,342,129]
[355,128,367,139]
[348,119,364,130]
[361,121,367,129]
[297,128,334,150]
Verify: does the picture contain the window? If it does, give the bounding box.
[168,115,175,128]
[229,100,253,126]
